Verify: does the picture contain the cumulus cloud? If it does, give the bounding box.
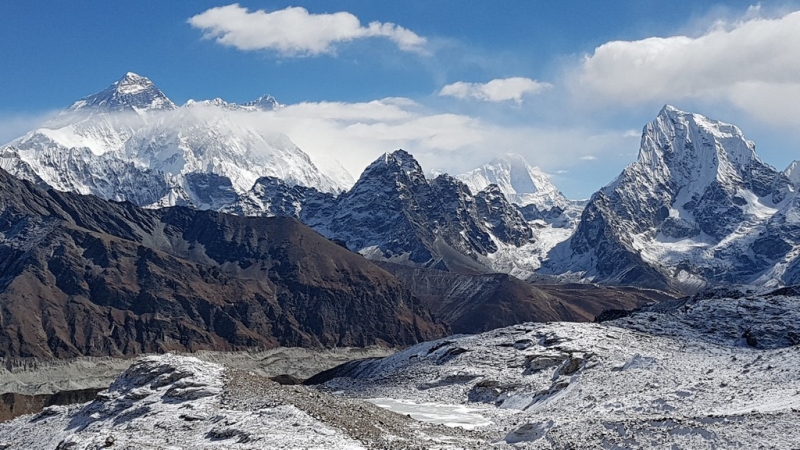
[439,77,552,104]
[574,9,800,126]
[188,4,426,56]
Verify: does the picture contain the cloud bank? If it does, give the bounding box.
[188,4,427,56]
[239,98,634,185]
[439,77,552,104]
[575,9,800,126]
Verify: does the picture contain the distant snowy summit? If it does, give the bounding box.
[0,72,352,209]
[0,73,352,209]
[67,72,177,115]
[456,153,569,211]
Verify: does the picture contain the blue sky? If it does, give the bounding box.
[2,1,800,198]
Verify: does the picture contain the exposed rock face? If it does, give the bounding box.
[318,150,535,271]
[0,168,446,358]
[0,389,101,422]
[376,262,672,334]
[237,151,536,274]
[546,105,799,292]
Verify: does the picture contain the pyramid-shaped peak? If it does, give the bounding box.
[120,71,148,81]
[387,149,424,173]
[658,104,682,116]
[68,72,176,114]
[114,72,152,90]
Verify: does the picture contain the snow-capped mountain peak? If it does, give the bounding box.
[630,105,760,195]
[243,94,282,110]
[184,94,283,112]
[67,72,176,114]
[2,73,347,209]
[555,105,798,293]
[456,152,568,210]
[784,160,800,187]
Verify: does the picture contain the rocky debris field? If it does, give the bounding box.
[0,354,489,449]
[314,288,800,448]
[0,347,393,424]
[0,288,799,448]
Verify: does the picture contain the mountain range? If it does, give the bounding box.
[0,163,671,358]
[0,166,446,358]
[0,73,350,211]
[3,73,800,299]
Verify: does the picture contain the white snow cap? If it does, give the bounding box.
[632,105,759,191]
[68,72,177,113]
[456,152,568,209]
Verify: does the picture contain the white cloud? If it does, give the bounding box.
[574,9,800,126]
[439,77,552,104]
[0,112,56,145]
[188,4,426,56]
[226,98,633,186]
[0,101,636,199]
[623,129,640,138]
[580,155,597,161]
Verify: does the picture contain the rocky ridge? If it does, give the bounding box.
[544,105,800,292]
[0,168,445,358]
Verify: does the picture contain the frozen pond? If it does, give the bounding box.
[367,398,492,430]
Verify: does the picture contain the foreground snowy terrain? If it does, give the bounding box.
[2,288,799,448]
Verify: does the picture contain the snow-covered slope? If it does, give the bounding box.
[0,355,366,449]
[1,73,348,209]
[123,100,342,208]
[0,354,484,449]
[311,286,800,448]
[456,153,568,211]
[544,105,798,292]
[5,288,798,448]
[784,160,800,187]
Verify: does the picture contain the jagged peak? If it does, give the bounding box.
[351,150,427,191]
[785,160,800,186]
[184,95,281,112]
[243,94,282,110]
[373,150,423,174]
[651,105,750,145]
[634,106,760,186]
